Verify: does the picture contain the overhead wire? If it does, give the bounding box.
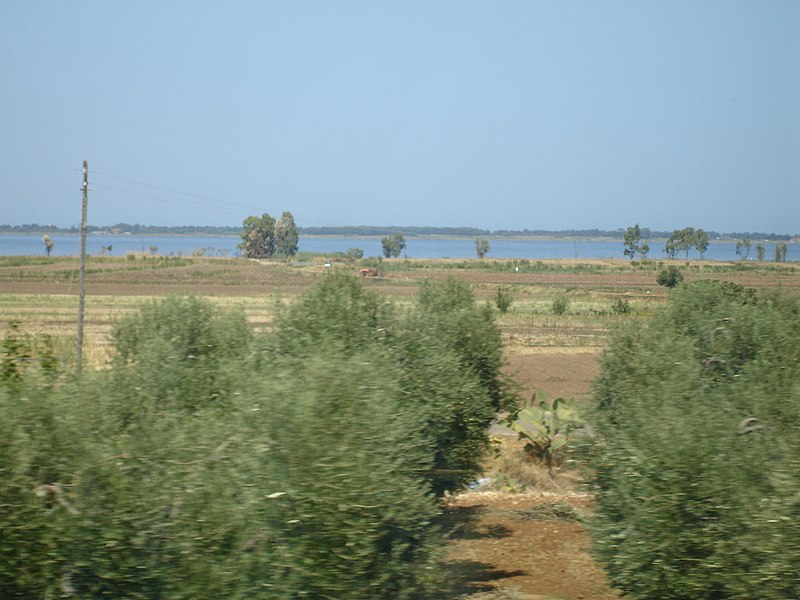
[69,167,344,228]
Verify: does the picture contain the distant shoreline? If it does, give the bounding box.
[0,229,796,243]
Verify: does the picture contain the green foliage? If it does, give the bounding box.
[735,236,751,260]
[274,210,299,257]
[229,352,444,598]
[1,321,58,391]
[664,227,709,259]
[269,271,391,357]
[239,213,276,258]
[694,228,709,258]
[345,247,364,261]
[415,278,514,414]
[610,298,631,315]
[495,285,513,313]
[475,237,490,258]
[110,295,253,412]
[551,295,570,315]
[0,274,514,596]
[589,281,800,599]
[656,265,683,288]
[502,392,582,475]
[775,241,788,262]
[0,292,453,598]
[623,224,640,259]
[381,232,406,258]
[270,273,513,494]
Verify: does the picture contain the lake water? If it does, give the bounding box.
[0,233,796,262]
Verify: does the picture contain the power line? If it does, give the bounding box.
[71,167,343,228]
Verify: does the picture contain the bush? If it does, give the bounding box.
[0,293,447,598]
[551,295,570,315]
[495,285,513,313]
[269,273,513,494]
[588,281,800,599]
[268,271,392,358]
[656,265,683,288]
[109,295,253,413]
[610,298,631,315]
[415,278,514,414]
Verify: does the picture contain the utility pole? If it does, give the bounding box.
[76,160,88,373]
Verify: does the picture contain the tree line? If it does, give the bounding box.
[624,224,792,262]
[4,222,795,241]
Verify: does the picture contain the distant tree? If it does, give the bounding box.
[42,234,53,256]
[239,213,276,259]
[623,224,641,259]
[639,241,650,259]
[99,245,113,256]
[756,243,766,262]
[148,245,158,257]
[775,242,788,263]
[677,227,695,259]
[665,227,698,259]
[381,232,406,258]
[474,237,490,259]
[274,211,299,257]
[693,229,709,259]
[664,233,679,259]
[345,248,364,262]
[735,237,751,260]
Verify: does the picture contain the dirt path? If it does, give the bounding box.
[444,350,620,599]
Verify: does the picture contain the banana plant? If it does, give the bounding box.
[502,392,582,475]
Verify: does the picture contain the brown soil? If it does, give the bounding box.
[445,491,619,599]
[445,349,620,599]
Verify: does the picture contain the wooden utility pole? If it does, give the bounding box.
[76,160,88,372]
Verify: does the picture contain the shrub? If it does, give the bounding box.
[269,274,513,494]
[610,298,631,315]
[495,285,513,313]
[1,321,58,391]
[415,278,514,414]
[0,294,447,598]
[109,295,253,413]
[239,352,443,598]
[656,265,683,288]
[588,281,800,599]
[268,271,393,358]
[551,295,570,315]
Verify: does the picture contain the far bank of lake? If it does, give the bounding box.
[0,233,797,262]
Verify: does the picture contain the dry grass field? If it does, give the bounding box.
[1,254,797,599]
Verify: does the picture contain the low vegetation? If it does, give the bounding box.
[1,256,799,598]
[588,281,800,599]
[0,273,513,598]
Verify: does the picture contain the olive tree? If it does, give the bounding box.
[589,282,800,600]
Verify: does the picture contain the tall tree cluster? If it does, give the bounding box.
[239,211,299,258]
[664,227,709,259]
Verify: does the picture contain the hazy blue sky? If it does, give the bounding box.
[2,1,798,233]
